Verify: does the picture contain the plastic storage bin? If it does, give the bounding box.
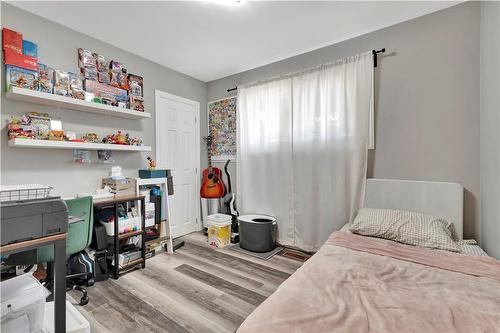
[44,301,90,333]
[1,273,50,333]
[100,216,141,236]
[207,213,232,248]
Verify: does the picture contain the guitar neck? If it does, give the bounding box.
[207,145,212,171]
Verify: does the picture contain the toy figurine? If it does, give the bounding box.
[115,131,127,144]
[7,116,35,140]
[147,156,156,170]
[128,136,143,146]
[82,132,100,143]
[49,130,65,141]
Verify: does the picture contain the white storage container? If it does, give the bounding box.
[100,216,141,236]
[44,301,90,333]
[207,213,232,248]
[1,273,50,333]
[145,202,155,227]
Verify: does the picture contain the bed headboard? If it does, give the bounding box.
[364,179,464,239]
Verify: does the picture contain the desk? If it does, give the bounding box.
[93,195,146,279]
[0,233,67,333]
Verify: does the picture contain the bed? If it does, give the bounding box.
[237,179,500,333]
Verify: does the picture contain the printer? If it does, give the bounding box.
[1,197,68,246]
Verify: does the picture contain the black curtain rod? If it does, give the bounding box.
[372,48,386,68]
[227,48,386,92]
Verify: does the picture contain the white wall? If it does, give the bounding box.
[480,2,500,258]
[0,3,207,197]
[207,2,481,240]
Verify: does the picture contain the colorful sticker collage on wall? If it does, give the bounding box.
[208,97,237,160]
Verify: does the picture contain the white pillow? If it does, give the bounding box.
[349,208,460,253]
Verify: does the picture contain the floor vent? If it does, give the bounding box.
[280,249,312,262]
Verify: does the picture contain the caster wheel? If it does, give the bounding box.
[86,277,95,287]
[79,295,89,306]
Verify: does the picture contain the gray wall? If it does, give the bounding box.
[207,2,481,241]
[480,2,500,258]
[1,3,207,198]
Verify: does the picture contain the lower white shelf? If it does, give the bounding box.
[8,138,152,152]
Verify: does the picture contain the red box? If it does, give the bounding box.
[4,48,38,71]
[2,28,23,54]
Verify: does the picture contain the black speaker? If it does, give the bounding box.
[93,250,108,282]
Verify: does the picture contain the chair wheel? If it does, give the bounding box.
[86,277,95,287]
[79,295,89,306]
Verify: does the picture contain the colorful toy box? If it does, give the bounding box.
[2,28,22,54]
[129,95,144,112]
[78,48,96,69]
[5,65,38,91]
[128,74,143,97]
[84,79,128,107]
[4,48,38,71]
[53,70,70,97]
[3,29,38,71]
[22,40,38,58]
[37,64,54,94]
[69,72,85,100]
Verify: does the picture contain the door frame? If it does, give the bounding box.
[154,89,202,234]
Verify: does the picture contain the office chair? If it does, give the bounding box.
[37,196,94,305]
[4,196,94,305]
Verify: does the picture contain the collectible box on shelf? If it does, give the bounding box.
[78,48,96,69]
[94,53,109,72]
[129,95,144,112]
[97,71,110,84]
[68,72,85,100]
[2,28,22,54]
[5,65,38,91]
[3,28,38,71]
[81,67,97,81]
[128,74,143,97]
[37,64,54,93]
[84,79,128,107]
[4,48,38,71]
[22,40,38,58]
[53,70,70,97]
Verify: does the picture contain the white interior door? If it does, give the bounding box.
[155,90,200,238]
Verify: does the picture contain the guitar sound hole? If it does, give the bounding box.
[207,173,214,180]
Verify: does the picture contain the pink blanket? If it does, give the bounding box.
[238,232,500,333]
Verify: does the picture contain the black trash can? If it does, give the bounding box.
[238,215,277,253]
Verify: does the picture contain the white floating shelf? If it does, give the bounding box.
[6,86,151,120]
[8,138,151,152]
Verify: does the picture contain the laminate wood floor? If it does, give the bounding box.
[68,232,304,333]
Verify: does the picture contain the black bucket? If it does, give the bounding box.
[238,215,276,253]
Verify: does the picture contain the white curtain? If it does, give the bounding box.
[237,52,373,251]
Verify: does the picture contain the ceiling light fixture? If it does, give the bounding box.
[209,0,244,6]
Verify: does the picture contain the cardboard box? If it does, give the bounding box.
[3,48,38,71]
[2,28,22,54]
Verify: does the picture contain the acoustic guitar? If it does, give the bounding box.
[200,136,226,198]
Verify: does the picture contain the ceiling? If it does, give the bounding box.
[8,1,460,82]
